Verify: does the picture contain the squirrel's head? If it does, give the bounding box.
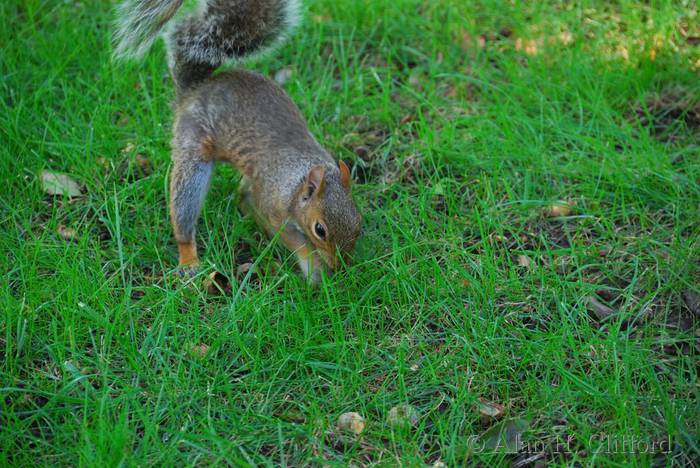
[293,161,362,276]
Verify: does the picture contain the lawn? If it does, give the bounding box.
[1,0,699,465]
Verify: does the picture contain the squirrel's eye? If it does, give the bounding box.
[313,222,326,240]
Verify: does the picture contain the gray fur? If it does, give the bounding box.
[170,157,213,242]
[113,0,300,91]
[113,0,184,59]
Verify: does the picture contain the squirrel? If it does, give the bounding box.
[113,0,362,282]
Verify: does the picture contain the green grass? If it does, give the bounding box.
[1,0,699,465]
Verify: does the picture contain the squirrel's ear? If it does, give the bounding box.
[338,160,351,191]
[305,165,326,198]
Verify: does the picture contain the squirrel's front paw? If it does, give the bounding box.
[173,264,200,279]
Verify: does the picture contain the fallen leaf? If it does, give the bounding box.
[337,412,365,435]
[203,271,232,295]
[586,295,616,320]
[516,255,531,268]
[236,262,254,279]
[478,398,505,420]
[387,404,419,428]
[349,145,367,160]
[274,67,293,85]
[480,418,529,452]
[41,171,82,198]
[56,224,77,241]
[543,202,572,217]
[400,114,413,125]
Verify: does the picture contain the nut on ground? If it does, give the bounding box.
[337,412,365,435]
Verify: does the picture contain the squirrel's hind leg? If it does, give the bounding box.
[169,156,213,270]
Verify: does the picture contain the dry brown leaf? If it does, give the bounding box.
[586,295,616,320]
[337,412,365,435]
[478,398,505,420]
[57,224,77,241]
[353,146,370,161]
[41,170,82,198]
[203,271,232,295]
[236,262,254,279]
[516,255,531,268]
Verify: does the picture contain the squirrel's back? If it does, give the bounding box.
[175,69,327,166]
[113,0,300,93]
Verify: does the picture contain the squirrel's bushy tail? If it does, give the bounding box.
[113,0,300,91]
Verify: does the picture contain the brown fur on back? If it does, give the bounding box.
[172,69,340,233]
